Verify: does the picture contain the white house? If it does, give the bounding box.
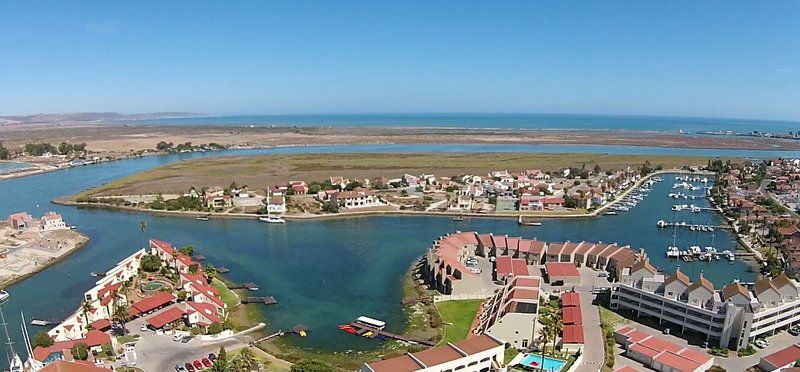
[41,212,68,231]
[360,334,504,372]
[267,195,286,214]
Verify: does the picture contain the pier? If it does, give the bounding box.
[345,322,435,346]
[30,318,61,326]
[229,282,259,290]
[242,296,277,305]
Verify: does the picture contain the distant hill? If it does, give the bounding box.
[0,112,205,124]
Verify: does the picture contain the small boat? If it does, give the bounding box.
[453,212,464,221]
[69,226,77,230]
[259,216,286,224]
[30,319,49,327]
[0,290,8,302]
[89,271,106,277]
[604,211,618,216]
[195,214,211,221]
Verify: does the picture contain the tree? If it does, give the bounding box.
[0,142,10,160]
[177,290,188,301]
[207,322,223,335]
[235,347,257,371]
[179,245,195,256]
[71,343,89,360]
[210,346,229,372]
[140,254,162,272]
[80,300,92,329]
[290,359,335,372]
[189,263,199,274]
[156,141,173,151]
[205,264,218,281]
[32,332,53,348]
[112,297,131,336]
[593,164,602,174]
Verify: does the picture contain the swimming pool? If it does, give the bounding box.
[519,354,567,371]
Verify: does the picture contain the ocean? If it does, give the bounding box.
[128,113,800,133]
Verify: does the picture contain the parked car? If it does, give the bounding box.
[208,353,217,362]
[173,333,184,342]
[597,272,609,278]
[184,362,195,372]
[789,327,800,336]
[202,358,212,367]
[755,339,768,348]
[469,268,481,274]
[662,328,670,335]
[175,364,187,372]
[125,345,135,353]
[193,360,203,370]
[140,324,148,332]
[702,341,709,349]
[181,335,192,343]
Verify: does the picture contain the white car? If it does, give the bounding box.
[755,339,768,348]
[173,333,184,342]
[125,345,135,353]
[469,268,481,274]
[140,324,148,332]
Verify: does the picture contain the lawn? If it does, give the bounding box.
[211,278,240,309]
[435,299,482,344]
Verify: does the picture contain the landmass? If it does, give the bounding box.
[61,152,719,220]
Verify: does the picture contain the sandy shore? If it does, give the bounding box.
[0,228,90,288]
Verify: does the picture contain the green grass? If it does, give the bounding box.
[212,278,240,309]
[435,299,482,344]
[116,335,139,345]
[504,347,521,364]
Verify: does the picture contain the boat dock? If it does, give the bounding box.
[229,282,259,290]
[30,318,61,326]
[518,216,542,226]
[216,266,230,274]
[241,296,277,305]
[346,322,435,346]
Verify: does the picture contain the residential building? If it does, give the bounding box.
[41,212,67,231]
[495,196,517,212]
[359,334,504,372]
[612,268,800,350]
[290,181,308,194]
[476,276,541,348]
[267,195,286,214]
[614,327,714,372]
[331,188,383,209]
[759,343,800,371]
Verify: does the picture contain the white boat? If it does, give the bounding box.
[259,216,286,224]
[604,211,618,216]
[0,290,8,302]
[666,246,680,258]
[690,246,702,255]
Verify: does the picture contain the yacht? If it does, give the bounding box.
[259,215,286,224]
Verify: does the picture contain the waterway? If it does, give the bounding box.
[0,144,760,360]
[0,161,32,174]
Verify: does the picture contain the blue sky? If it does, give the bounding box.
[1,1,798,120]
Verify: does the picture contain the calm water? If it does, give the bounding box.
[129,113,800,133]
[0,145,759,360]
[0,162,32,174]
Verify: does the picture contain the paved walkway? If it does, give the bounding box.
[574,268,610,372]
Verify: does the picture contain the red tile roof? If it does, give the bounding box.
[562,307,583,325]
[146,306,186,329]
[496,256,529,277]
[89,318,112,331]
[187,301,221,325]
[33,330,111,361]
[562,324,584,344]
[561,292,580,307]
[41,360,111,372]
[149,238,174,255]
[763,344,800,369]
[132,292,175,314]
[545,262,580,278]
[652,351,702,372]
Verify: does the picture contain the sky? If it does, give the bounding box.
[0,1,798,121]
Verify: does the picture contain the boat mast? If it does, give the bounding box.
[0,304,15,366]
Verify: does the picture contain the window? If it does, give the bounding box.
[522,339,529,348]
[468,361,478,366]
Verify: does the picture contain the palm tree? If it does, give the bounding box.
[79,300,92,332]
[112,295,131,336]
[237,347,256,370]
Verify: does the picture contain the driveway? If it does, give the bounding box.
[572,268,611,372]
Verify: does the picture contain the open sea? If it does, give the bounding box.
[128,113,800,133]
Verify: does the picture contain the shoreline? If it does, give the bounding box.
[0,232,90,289]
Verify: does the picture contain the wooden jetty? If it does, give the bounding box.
[347,322,435,346]
[229,282,259,290]
[242,296,277,305]
[31,318,61,326]
[401,297,432,306]
[193,255,206,261]
[216,266,230,274]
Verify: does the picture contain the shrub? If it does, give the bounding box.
[32,332,53,348]
[71,343,89,360]
[290,359,335,372]
[207,322,223,335]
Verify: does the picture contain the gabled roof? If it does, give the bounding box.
[665,268,690,287]
[754,278,779,296]
[772,273,798,291]
[687,273,714,293]
[630,259,656,275]
[722,282,751,301]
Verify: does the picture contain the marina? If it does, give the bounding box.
[338,316,436,347]
[0,147,759,355]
